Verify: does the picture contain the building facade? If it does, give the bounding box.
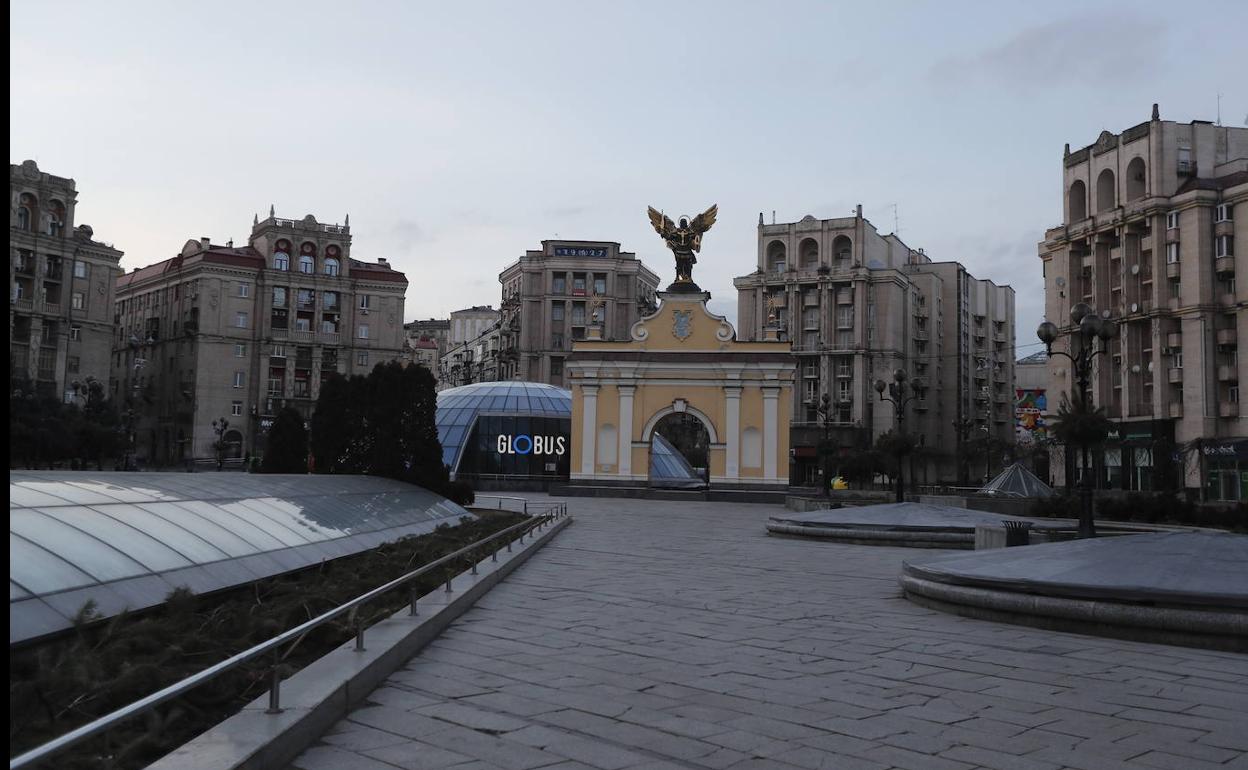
[734,208,1015,485]
[1038,105,1246,498]
[437,306,503,388]
[113,211,407,466]
[404,318,449,354]
[10,160,123,402]
[498,240,660,388]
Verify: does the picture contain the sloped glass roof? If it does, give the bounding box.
[9,472,471,646]
[649,433,705,489]
[436,381,571,471]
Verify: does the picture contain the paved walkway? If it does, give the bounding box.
[291,496,1248,770]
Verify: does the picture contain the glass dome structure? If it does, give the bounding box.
[9,472,471,646]
[436,381,571,480]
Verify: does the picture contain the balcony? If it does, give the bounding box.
[12,297,33,311]
[1216,256,1235,275]
[1166,332,1182,349]
[43,302,61,315]
[1217,328,1237,346]
[1168,367,1183,384]
[1218,365,1239,382]
[1165,262,1180,279]
[1219,401,1239,418]
[1168,402,1183,419]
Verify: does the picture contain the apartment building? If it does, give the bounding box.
[497,240,660,387]
[113,210,407,465]
[10,160,123,401]
[405,318,450,355]
[438,306,503,388]
[1038,105,1247,498]
[734,208,1015,485]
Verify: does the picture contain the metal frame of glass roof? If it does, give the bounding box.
[435,381,571,474]
[9,472,471,646]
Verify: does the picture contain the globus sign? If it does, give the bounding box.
[496,434,566,456]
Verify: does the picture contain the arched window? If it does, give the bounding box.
[324,257,340,276]
[799,238,819,268]
[299,242,317,274]
[17,193,37,232]
[833,235,853,267]
[273,239,291,271]
[767,241,787,272]
[1125,157,1146,201]
[1096,169,1116,213]
[1068,180,1087,222]
[47,200,66,236]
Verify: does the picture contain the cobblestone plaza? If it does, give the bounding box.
[293,497,1248,770]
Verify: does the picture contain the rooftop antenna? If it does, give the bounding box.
[771,210,776,225]
[891,203,900,236]
[1216,92,1222,126]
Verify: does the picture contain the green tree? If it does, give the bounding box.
[1049,391,1112,447]
[310,373,357,473]
[261,407,308,473]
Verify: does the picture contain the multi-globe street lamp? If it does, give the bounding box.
[873,369,927,503]
[1036,302,1118,538]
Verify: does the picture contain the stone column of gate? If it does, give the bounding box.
[763,385,780,481]
[617,384,635,478]
[581,385,598,477]
[724,385,742,481]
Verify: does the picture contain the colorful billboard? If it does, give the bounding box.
[1015,388,1048,440]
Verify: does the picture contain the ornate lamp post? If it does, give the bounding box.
[1036,303,1118,538]
[873,369,927,503]
[212,417,230,472]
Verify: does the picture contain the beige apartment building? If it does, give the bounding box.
[437,306,503,388]
[113,211,407,466]
[734,208,1015,485]
[10,161,124,402]
[498,240,660,388]
[1038,105,1246,499]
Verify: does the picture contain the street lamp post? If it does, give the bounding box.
[212,417,230,472]
[873,369,927,503]
[1036,303,1118,538]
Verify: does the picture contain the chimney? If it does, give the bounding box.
[1152,103,1160,121]
[200,237,211,251]
[378,258,388,266]
[856,204,863,219]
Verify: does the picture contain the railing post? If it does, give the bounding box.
[266,650,283,714]
[492,547,498,562]
[445,573,453,593]
[354,622,366,652]
[409,587,418,616]
[471,555,479,576]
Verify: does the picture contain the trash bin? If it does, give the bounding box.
[1004,520,1033,547]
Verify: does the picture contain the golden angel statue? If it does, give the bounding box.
[647,204,718,289]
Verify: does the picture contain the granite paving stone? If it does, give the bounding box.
[290,495,1248,770]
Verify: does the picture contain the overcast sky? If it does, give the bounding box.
[10,1,1245,359]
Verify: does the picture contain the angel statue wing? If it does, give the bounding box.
[647,206,676,239]
[690,204,718,235]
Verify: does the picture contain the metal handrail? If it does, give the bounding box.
[10,507,568,770]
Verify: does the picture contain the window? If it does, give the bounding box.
[233,371,245,388]
[272,345,286,358]
[74,261,88,279]
[299,255,314,274]
[1166,242,1180,264]
[836,329,853,348]
[551,358,564,376]
[273,287,287,307]
[1166,211,1179,230]
[1215,204,1233,223]
[268,376,283,396]
[236,311,249,328]
[323,291,338,309]
[357,352,368,367]
[295,317,311,333]
[837,380,852,400]
[359,294,372,310]
[68,325,81,341]
[71,292,85,309]
[357,324,370,339]
[231,401,243,417]
[238,283,250,298]
[837,306,853,328]
[1216,235,1234,258]
[552,275,566,295]
[593,273,607,294]
[572,273,586,294]
[298,289,315,307]
[273,252,290,271]
[551,302,565,321]
[1177,146,1193,174]
[68,356,80,373]
[235,343,246,358]
[1229,385,1239,404]
[552,333,564,349]
[324,257,340,276]
[1169,280,1181,298]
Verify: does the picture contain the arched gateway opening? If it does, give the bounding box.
[649,412,710,489]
